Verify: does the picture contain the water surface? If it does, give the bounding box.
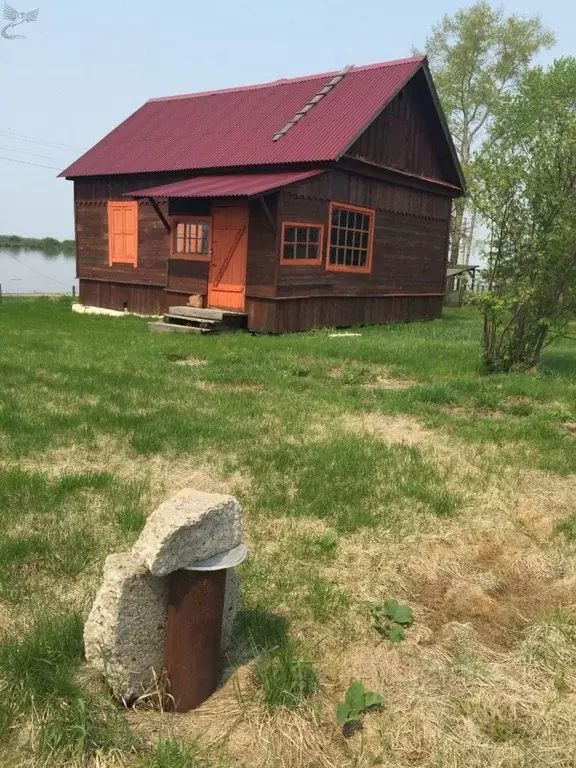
[0,248,78,295]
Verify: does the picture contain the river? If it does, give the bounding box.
[0,248,78,296]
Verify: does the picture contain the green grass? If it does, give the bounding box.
[0,298,575,766]
[254,638,318,712]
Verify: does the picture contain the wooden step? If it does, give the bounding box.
[148,321,204,334]
[164,314,224,330]
[168,306,246,324]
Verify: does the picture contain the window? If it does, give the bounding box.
[172,218,211,260]
[327,202,375,273]
[108,202,138,267]
[281,222,324,265]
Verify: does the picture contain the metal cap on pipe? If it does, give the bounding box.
[184,543,248,572]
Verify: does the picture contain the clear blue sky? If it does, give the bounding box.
[0,0,572,239]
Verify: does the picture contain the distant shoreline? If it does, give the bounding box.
[0,235,75,252]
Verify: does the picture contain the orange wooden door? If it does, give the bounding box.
[208,204,248,311]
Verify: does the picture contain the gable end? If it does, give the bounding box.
[343,67,464,190]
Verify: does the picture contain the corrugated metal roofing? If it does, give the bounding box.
[125,170,325,198]
[61,57,424,178]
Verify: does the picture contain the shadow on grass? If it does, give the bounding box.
[225,609,290,672]
[542,350,576,378]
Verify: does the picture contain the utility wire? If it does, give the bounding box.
[0,155,63,171]
[5,253,71,288]
[0,129,84,152]
[0,145,71,162]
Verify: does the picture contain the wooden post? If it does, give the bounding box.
[165,568,226,712]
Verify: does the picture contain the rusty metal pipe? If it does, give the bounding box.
[165,568,227,712]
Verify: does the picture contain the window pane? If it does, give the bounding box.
[331,227,338,245]
[308,244,319,260]
[283,243,295,259]
[201,225,209,254]
[295,227,307,243]
[284,226,296,243]
[346,230,355,248]
[295,244,307,260]
[361,232,369,249]
[337,229,346,246]
[309,228,319,244]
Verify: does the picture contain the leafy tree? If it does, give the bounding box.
[417,2,555,265]
[472,58,576,372]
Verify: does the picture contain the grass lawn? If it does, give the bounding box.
[1,297,575,767]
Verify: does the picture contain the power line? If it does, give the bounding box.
[0,130,85,152]
[0,145,71,162]
[0,155,63,171]
[6,253,71,288]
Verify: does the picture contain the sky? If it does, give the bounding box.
[0,0,573,239]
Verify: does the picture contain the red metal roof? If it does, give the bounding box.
[125,170,325,198]
[62,57,424,178]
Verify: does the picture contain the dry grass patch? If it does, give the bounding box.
[173,356,206,367]
[342,413,436,447]
[195,381,262,392]
[363,375,416,390]
[328,362,416,390]
[14,436,247,504]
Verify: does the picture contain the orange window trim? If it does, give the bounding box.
[108,201,139,268]
[171,216,212,261]
[280,221,324,266]
[326,201,375,274]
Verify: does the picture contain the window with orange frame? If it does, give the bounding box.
[327,202,375,273]
[172,217,211,260]
[280,222,324,265]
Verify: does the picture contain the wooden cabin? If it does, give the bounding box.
[62,57,465,333]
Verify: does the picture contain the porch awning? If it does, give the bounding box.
[124,170,324,199]
[446,265,479,278]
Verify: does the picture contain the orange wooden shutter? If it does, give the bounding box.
[123,203,138,266]
[107,202,138,267]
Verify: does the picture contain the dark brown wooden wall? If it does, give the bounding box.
[75,176,177,288]
[246,196,278,298]
[347,70,459,186]
[246,295,443,333]
[277,169,451,299]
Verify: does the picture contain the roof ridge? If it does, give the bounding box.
[148,56,425,103]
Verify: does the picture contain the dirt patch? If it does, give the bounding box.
[565,422,576,435]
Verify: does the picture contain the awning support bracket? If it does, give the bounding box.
[147,197,171,233]
[259,196,277,235]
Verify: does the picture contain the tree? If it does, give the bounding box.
[472,58,576,372]
[418,2,555,265]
